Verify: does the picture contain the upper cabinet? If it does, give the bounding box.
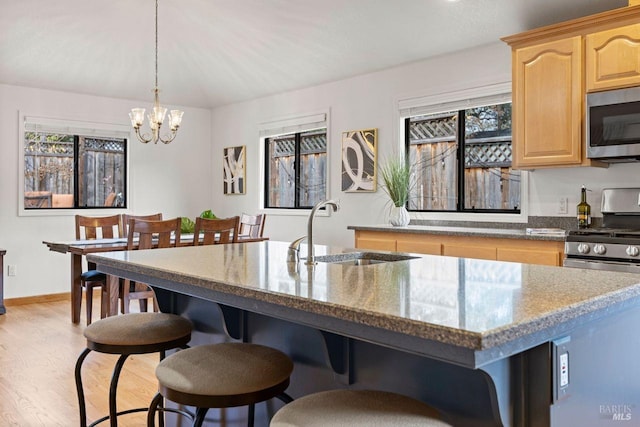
[512,37,583,168]
[502,4,640,170]
[586,24,640,92]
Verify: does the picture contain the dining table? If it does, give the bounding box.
[43,235,268,324]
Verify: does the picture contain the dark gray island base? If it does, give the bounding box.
[88,241,640,427]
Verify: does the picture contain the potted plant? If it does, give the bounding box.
[379,153,412,227]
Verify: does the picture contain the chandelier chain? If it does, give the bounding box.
[155,0,158,89]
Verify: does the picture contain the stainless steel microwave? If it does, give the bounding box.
[587,86,640,162]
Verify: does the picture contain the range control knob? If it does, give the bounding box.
[577,243,590,254]
[627,246,640,257]
[594,244,607,255]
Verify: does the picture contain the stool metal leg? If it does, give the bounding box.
[193,407,209,427]
[247,404,255,427]
[108,354,130,427]
[147,392,163,427]
[277,393,294,404]
[75,348,92,427]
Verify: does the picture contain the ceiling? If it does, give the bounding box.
[0,0,629,109]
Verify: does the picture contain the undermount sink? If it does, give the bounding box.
[312,251,419,266]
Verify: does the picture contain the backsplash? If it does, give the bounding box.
[410,216,602,231]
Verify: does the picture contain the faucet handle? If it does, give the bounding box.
[287,236,307,263]
[286,249,299,263]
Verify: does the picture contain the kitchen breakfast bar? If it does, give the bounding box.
[87,241,640,427]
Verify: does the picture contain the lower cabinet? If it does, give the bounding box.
[354,230,564,266]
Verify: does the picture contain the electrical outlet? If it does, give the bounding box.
[558,197,568,214]
[553,336,571,403]
[7,265,17,276]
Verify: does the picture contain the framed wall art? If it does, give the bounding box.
[223,145,246,195]
[341,128,377,192]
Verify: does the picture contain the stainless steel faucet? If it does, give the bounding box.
[287,199,340,265]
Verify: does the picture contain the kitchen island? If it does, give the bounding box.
[88,241,640,426]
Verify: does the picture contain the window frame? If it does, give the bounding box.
[259,110,332,216]
[397,83,529,223]
[19,112,131,217]
[406,104,519,214]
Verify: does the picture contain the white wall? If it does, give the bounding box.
[210,41,640,248]
[0,83,213,298]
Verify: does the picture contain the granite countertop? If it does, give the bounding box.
[347,224,567,241]
[88,241,640,367]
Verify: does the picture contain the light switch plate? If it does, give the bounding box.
[558,197,568,214]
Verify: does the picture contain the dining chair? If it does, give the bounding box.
[119,213,163,313]
[120,217,182,314]
[104,192,117,207]
[75,214,123,325]
[239,213,265,238]
[193,216,240,246]
[120,213,163,242]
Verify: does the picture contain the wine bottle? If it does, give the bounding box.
[577,185,591,229]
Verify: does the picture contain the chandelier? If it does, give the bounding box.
[129,0,183,144]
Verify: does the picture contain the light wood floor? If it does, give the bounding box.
[0,295,158,426]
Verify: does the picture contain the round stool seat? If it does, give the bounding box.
[270,390,452,427]
[155,343,294,409]
[84,312,193,354]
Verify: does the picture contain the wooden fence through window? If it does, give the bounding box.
[24,136,125,207]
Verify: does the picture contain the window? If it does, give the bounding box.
[265,129,327,209]
[22,116,128,210]
[400,86,520,214]
[260,112,328,210]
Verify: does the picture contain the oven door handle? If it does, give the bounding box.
[563,257,640,273]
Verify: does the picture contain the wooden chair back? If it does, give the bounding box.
[127,218,182,250]
[239,213,265,238]
[121,213,163,237]
[75,214,122,240]
[104,192,117,207]
[193,216,240,246]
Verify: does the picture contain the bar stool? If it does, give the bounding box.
[75,312,193,427]
[270,389,452,427]
[147,342,294,427]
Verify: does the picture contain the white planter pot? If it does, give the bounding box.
[389,205,410,227]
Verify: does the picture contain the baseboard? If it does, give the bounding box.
[4,288,104,307]
[4,292,70,306]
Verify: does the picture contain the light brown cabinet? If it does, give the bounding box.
[354,230,564,267]
[502,4,640,170]
[586,24,640,92]
[512,37,584,168]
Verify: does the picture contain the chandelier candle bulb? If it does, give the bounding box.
[169,110,184,130]
[129,108,145,127]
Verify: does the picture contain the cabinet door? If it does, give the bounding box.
[355,237,397,251]
[513,37,583,168]
[586,24,640,92]
[443,245,496,261]
[397,240,442,255]
[497,248,561,266]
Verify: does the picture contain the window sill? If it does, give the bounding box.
[260,208,332,217]
[410,210,528,224]
[19,207,127,217]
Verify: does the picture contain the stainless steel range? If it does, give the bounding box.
[564,188,640,273]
